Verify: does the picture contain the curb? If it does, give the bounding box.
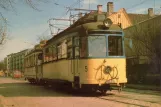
[0,95,5,107]
[125,84,161,91]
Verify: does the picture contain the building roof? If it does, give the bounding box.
[127,13,157,25]
[72,11,107,27]
[124,15,161,30]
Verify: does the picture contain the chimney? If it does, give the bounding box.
[78,12,83,18]
[97,5,102,14]
[148,8,154,17]
[107,2,114,15]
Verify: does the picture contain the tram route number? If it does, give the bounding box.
[85,66,88,72]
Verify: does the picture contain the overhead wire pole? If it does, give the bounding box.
[48,19,54,36]
[154,0,155,14]
[48,18,74,36]
[89,0,90,10]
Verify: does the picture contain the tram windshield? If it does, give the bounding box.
[88,36,106,57]
[108,36,123,56]
[80,35,124,58]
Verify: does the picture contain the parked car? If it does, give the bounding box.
[12,71,22,78]
[0,71,4,77]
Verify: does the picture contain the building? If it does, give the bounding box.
[6,54,12,71]
[123,14,161,85]
[4,49,30,74]
[124,15,161,64]
[106,2,157,29]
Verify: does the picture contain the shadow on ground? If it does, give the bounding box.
[0,82,114,97]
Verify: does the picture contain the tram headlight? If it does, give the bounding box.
[103,18,113,28]
[103,66,112,74]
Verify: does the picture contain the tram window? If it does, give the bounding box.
[67,38,73,59]
[80,37,88,58]
[88,36,106,57]
[38,53,43,60]
[49,47,53,61]
[52,46,57,60]
[74,37,79,46]
[57,45,62,59]
[45,48,49,53]
[74,37,80,58]
[61,40,67,58]
[67,48,73,58]
[108,36,123,56]
[75,47,79,57]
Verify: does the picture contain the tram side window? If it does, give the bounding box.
[52,46,57,60]
[44,48,49,62]
[74,37,79,58]
[27,57,29,67]
[31,55,34,66]
[80,37,88,58]
[61,40,67,58]
[35,54,38,65]
[57,45,62,59]
[33,54,35,65]
[67,38,73,59]
[37,53,43,65]
[108,36,123,56]
[49,47,53,61]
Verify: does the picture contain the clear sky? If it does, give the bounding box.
[0,0,161,60]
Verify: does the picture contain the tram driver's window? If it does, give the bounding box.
[108,36,123,56]
[80,37,88,58]
[88,36,106,57]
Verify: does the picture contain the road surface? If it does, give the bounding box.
[0,77,161,107]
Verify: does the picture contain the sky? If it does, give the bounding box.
[0,0,161,61]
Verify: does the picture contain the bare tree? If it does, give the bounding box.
[0,0,47,47]
[124,16,161,86]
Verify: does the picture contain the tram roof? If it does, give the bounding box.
[46,13,123,45]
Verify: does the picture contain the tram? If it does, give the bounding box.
[41,13,127,93]
[24,12,127,93]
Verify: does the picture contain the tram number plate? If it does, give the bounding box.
[106,80,113,83]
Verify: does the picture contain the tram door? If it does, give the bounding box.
[67,36,80,82]
[36,53,43,82]
[73,37,80,77]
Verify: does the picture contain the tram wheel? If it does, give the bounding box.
[118,86,122,93]
[100,89,107,95]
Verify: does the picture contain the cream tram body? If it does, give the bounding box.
[24,49,43,83]
[42,22,127,91]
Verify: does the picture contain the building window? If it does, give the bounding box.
[129,39,133,48]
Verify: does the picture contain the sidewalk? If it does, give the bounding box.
[0,96,5,107]
[125,84,161,91]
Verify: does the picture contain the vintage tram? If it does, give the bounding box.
[24,41,45,84]
[24,12,127,93]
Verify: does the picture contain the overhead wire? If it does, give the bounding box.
[49,0,83,35]
[126,0,149,11]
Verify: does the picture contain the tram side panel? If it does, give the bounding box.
[79,58,127,85]
[42,60,73,82]
[24,67,36,80]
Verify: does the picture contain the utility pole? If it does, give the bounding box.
[89,0,90,10]
[48,18,73,36]
[154,0,155,14]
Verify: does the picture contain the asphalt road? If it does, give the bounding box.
[0,77,161,107]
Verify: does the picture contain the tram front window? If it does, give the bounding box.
[108,36,123,56]
[88,36,106,57]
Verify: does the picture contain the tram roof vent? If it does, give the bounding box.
[94,14,106,22]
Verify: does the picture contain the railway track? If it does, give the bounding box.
[29,82,161,107]
[96,90,161,107]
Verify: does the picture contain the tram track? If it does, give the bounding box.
[95,91,161,107]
